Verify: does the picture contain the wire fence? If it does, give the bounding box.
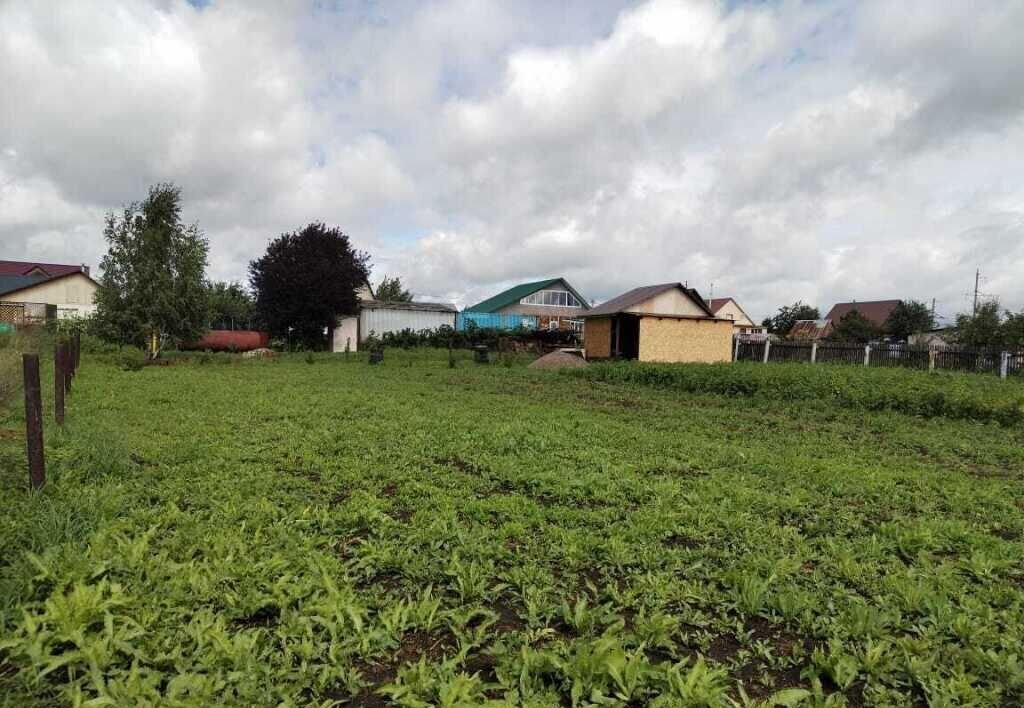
[735,339,1023,378]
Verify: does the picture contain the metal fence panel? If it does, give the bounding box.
[456,312,539,331]
[815,343,865,365]
[768,342,813,364]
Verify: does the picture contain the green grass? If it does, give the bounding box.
[1,351,1022,707]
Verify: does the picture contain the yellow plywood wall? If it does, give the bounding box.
[584,317,612,358]
[638,317,733,363]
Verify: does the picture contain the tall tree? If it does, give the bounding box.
[207,281,255,330]
[954,301,1003,348]
[884,300,935,340]
[761,301,820,336]
[828,310,881,343]
[93,183,209,357]
[1002,310,1024,349]
[249,223,370,349]
[375,275,412,302]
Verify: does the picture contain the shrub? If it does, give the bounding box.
[115,348,147,372]
[568,362,1024,426]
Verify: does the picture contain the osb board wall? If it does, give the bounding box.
[584,317,612,358]
[638,317,733,363]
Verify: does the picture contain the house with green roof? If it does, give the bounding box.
[465,277,590,332]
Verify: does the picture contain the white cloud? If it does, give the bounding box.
[2,0,1024,320]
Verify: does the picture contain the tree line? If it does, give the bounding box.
[761,299,1024,347]
[91,183,413,356]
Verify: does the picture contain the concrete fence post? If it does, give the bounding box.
[733,337,741,362]
[1001,351,1009,380]
[863,344,871,367]
[928,350,936,373]
[810,341,818,364]
[762,339,771,364]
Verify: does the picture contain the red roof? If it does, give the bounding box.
[0,260,87,277]
[825,300,900,327]
[707,298,731,312]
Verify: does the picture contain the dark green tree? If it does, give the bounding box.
[93,183,209,357]
[1002,310,1024,348]
[884,300,934,340]
[828,310,881,343]
[249,223,370,349]
[207,281,255,330]
[954,301,1003,348]
[761,301,820,336]
[375,275,412,302]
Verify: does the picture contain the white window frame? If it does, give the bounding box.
[519,289,583,308]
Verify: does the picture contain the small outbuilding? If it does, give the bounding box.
[581,283,733,363]
[332,299,457,352]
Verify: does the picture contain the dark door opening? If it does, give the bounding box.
[612,315,640,359]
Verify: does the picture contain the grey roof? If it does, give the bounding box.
[582,283,715,318]
[0,274,48,297]
[361,299,457,313]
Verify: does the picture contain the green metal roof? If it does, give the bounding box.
[465,278,590,313]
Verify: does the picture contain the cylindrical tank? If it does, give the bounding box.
[183,330,270,352]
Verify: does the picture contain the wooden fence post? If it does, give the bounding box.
[863,344,871,366]
[810,341,818,364]
[65,342,73,393]
[733,337,741,362]
[1001,351,1009,380]
[23,354,45,489]
[762,339,771,364]
[928,349,936,373]
[54,342,65,426]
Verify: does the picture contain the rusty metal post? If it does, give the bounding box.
[54,342,65,426]
[23,354,45,489]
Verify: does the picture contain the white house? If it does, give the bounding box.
[707,297,766,340]
[0,261,98,321]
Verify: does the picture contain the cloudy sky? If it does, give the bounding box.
[2,0,1023,322]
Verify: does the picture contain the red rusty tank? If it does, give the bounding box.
[183,330,270,352]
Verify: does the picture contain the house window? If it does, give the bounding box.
[520,289,583,308]
[548,319,559,331]
[567,319,583,333]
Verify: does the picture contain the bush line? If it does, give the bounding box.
[568,361,1024,426]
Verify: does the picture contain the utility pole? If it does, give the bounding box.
[973,269,980,315]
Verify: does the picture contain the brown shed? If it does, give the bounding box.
[582,283,734,363]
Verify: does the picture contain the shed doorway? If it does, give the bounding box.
[611,315,640,359]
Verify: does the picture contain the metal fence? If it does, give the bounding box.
[456,312,539,331]
[735,339,1023,378]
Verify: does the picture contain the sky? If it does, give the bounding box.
[2,0,1023,323]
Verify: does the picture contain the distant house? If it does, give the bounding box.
[331,281,457,352]
[789,319,834,340]
[0,260,98,322]
[582,283,733,363]
[465,278,590,332]
[707,297,766,339]
[824,300,900,330]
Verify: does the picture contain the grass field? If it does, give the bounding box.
[1,351,1023,707]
